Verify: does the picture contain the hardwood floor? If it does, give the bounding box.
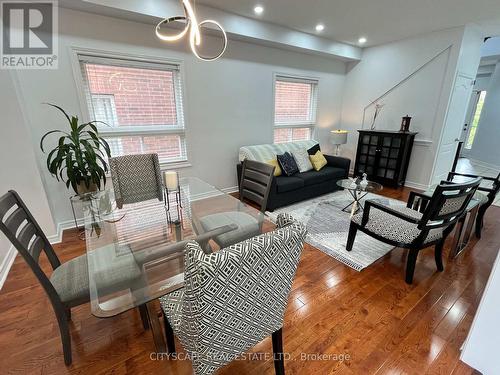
[0,186,496,374]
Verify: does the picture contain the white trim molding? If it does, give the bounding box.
[0,246,17,290]
[404,180,430,191]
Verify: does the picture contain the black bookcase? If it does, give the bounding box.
[354,130,417,187]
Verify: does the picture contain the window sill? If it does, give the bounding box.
[159,160,192,170]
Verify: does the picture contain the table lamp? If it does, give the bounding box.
[331,130,348,156]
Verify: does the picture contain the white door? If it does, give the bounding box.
[432,73,475,184]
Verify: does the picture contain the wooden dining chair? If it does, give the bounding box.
[109,153,164,209]
[0,190,148,365]
[197,159,275,250]
[0,190,90,365]
[239,158,276,212]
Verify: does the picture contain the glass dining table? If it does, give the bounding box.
[77,177,275,352]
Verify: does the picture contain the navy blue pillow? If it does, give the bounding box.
[307,143,321,155]
[277,152,299,176]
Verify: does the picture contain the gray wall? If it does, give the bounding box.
[340,27,469,189]
[0,71,56,286]
[12,8,347,229]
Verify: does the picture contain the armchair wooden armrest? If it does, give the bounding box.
[448,171,496,182]
[361,200,420,227]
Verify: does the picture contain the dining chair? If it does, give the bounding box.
[160,214,306,375]
[109,153,164,209]
[0,190,90,365]
[0,190,148,365]
[346,178,481,284]
[197,159,275,249]
[238,158,276,212]
[159,213,306,375]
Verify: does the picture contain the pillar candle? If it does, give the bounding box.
[164,171,179,191]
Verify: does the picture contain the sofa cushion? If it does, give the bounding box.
[307,143,321,155]
[277,152,299,176]
[292,149,313,173]
[309,151,328,171]
[275,176,305,193]
[296,167,346,186]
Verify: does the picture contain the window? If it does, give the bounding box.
[78,54,187,164]
[273,75,318,144]
[465,90,487,150]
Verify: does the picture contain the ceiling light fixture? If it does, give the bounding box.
[254,5,264,15]
[315,24,325,32]
[156,0,227,61]
[358,37,367,44]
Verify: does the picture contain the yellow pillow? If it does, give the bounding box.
[266,158,282,176]
[309,151,328,171]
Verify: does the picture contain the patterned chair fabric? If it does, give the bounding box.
[109,153,163,208]
[159,213,306,375]
[238,140,318,163]
[351,205,442,245]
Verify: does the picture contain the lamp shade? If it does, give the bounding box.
[331,130,348,145]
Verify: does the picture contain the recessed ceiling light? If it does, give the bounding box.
[358,37,367,44]
[315,24,325,32]
[254,5,264,15]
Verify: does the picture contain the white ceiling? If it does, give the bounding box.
[198,0,500,46]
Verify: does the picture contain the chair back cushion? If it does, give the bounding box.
[179,213,306,374]
[239,140,318,163]
[109,153,163,207]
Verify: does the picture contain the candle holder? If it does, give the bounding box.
[163,171,183,225]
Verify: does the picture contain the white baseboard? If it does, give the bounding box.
[0,246,17,290]
[221,186,239,194]
[404,180,430,191]
[468,158,500,172]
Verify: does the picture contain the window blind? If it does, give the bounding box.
[274,75,318,126]
[77,53,187,163]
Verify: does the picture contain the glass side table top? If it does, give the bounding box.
[76,177,275,318]
[336,178,383,193]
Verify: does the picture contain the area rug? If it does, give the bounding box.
[267,191,407,271]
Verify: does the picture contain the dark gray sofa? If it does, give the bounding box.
[237,145,350,211]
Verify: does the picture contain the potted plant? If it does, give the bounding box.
[40,104,111,195]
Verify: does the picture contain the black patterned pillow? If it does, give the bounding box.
[307,143,321,156]
[277,152,299,176]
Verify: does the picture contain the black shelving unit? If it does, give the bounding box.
[354,130,417,187]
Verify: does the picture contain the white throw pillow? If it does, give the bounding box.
[292,149,314,173]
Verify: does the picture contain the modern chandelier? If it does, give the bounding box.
[155,0,227,61]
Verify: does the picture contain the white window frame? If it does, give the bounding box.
[71,47,190,167]
[272,73,319,143]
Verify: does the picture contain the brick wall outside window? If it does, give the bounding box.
[273,77,317,144]
[81,60,186,163]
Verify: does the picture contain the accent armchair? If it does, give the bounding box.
[159,213,306,375]
[347,178,481,284]
[443,170,499,238]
